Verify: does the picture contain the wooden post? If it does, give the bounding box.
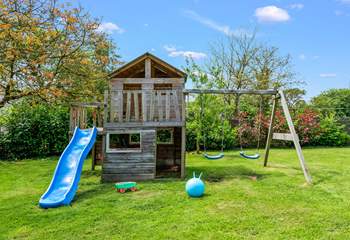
[91,108,97,170]
[173,90,180,121]
[165,91,170,121]
[134,91,139,121]
[142,91,147,121]
[264,95,278,167]
[279,90,312,184]
[126,91,131,121]
[181,92,187,178]
[110,91,115,122]
[142,83,153,122]
[102,90,108,169]
[103,90,108,125]
[158,91,163,121]
[150,91,155,121]
[145,58,151,78]
[118,91,123,122]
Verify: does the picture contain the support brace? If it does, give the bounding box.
[264,90,312,184]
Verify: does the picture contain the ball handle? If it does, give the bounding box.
[192,171,203,179]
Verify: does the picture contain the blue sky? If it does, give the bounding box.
[76,0,349,100]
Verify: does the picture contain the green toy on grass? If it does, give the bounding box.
[115,182,137,193]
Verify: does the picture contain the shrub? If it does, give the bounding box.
[0,101,69,160]
[295,109,321,145]
[316,114,350,146]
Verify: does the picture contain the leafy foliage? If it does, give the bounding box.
[0,101,69,159]
[185,96,350,151]
[310,89,350,118]
[0,0,120,107]
[295,109,321,145]
[316,114,350,146]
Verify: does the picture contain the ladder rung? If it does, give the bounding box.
[273,133,294,141]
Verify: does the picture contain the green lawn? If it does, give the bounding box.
[1,148,350,239]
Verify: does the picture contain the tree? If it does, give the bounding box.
[284,88,306,115]
[310,89,350,118]
[185,32,301,118]
[0,0,119,108]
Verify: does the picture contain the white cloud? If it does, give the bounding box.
[299,54,306,60]
[183,10,250,37]
[339,0,350,4]
[289,3,304,9]
[299,54,321,61]
[144,23,149,27]
[164,45,177,52]
[320,73,337,78]
[335,10,343,16]
[164,45,207,60]
[97,22,124,34]
[255,6,290,23]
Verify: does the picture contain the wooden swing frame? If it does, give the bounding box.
[184,89,312,184]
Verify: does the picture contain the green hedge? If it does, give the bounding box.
[0,102,69,160]
[315,115,350,146]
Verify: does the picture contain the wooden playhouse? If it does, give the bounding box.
[70,53,187,182]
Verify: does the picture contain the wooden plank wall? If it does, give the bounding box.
[102,129,156,182]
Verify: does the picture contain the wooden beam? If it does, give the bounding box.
[111,78,185,84]
[264,95,278,167]
[103,90,108,125]
[142,91,147,121]
[145,58,151,78]
[273,133,294,141]
[117,91,123,122]
[181,92,187,178]
[104,121,184,128]
[279,90,312,184]
[184,89,278,95]
[158,91,163,121]
[134,91,139,121]
[110,92,116,122]
[126,91,131,121]
[165,91,170,120]
[173,90,181,121]
[150,92,155,121]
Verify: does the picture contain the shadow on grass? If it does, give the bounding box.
[73,183,112,204]
[264,163,301,172]
[186,165,278,182]
[311,169,342,185]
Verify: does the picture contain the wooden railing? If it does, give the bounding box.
[69,102,104,133]
[107,90,183,123]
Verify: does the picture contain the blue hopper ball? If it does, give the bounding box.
[186,172,205,198]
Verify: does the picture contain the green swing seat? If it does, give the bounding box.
[239,151,260,160]
[203,152,224,160]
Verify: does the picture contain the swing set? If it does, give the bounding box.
[199,92,263,160]
[184,89,312,184]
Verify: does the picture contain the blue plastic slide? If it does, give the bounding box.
[39,127,97,208]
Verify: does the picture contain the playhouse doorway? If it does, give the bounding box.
[156,127,182,177]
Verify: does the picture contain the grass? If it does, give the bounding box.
[1,147,350,239]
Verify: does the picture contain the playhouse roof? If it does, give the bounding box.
[109,52,187,79]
